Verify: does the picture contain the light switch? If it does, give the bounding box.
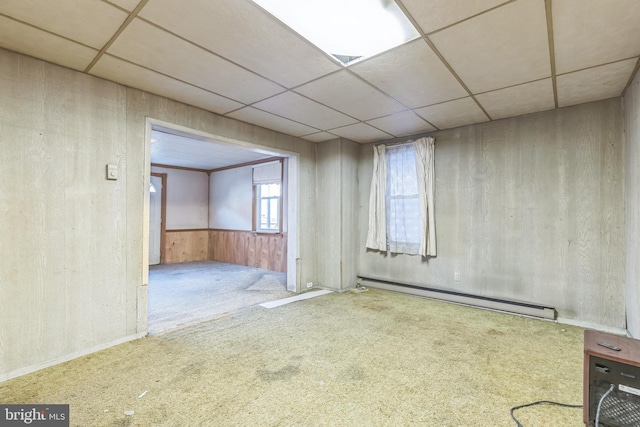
[106,164,118,180]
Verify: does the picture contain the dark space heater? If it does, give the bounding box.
[584,330,640,426]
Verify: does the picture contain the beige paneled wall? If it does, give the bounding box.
[0,50,130,379]
[625,71,640,338]
[358,98,626,330]
[316,138,360,290]
[0,48,317,381]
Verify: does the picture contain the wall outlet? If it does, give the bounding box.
[454,272,461,282]
[306,282,313,288]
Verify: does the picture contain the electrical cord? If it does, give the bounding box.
[595,383,616,427]
[510,400,583,427]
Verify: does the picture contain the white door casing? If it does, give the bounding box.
[149,175,162,265]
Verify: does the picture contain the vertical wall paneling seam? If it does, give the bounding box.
[544,0,559,108]
[84,0,152,73]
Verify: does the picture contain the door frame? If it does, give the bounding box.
[142,117,299,293]
[150,172,167,264]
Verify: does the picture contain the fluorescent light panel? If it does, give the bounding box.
[252,0,419,65]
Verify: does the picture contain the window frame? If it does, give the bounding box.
[253,181,282,233]
[385,143,421,253]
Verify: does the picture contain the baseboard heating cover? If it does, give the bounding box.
[357,277,556,320]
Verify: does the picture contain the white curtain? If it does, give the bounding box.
[413,137,436,257]
[365,136,436,257]
[365,144,387,251]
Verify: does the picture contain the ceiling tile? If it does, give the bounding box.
[401,0,509,34]
[415,97,488,130]
[0,0,127,49]
[252,92,357,130]
[557,59,637,108]
[0,16,97,71]
[430,0,550,94]
[329,123,392,144]
[301,132,338,143]
[139,0,341,88]
[366,111,436,137]
[106,0,140,12]
[227,107,319,137]
[91,55,243,114]
[476,79,555,120]
[295,71,407,121]
[350,39,467,109]
[107,19,284,104]
[553,0,640,74]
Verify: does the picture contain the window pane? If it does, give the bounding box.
[388,196,420,244]
[260,199,268,229]
[256,183,281,231]
[269,199,279,229]
[385,144,420,251]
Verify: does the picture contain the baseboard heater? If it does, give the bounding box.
[357,277,556,320]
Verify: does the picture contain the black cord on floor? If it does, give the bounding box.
[510,400,583,427]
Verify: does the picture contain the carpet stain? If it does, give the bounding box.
[342,364,367,381]
[257,365,300,382]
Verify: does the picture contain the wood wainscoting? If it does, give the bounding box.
[164,229,209,264]
[208,229,287,272]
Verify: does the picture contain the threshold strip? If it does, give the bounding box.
[260,289,332,309]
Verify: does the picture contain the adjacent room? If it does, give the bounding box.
[147,129,293,334]
[1,0,640,426]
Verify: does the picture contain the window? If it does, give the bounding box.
[386,144,420,253]
[256,183,280,232]
[253,160,283,232]
[366,137,436,257]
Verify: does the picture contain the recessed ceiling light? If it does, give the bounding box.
[252,0,420,65]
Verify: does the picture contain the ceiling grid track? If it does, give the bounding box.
[545,0,559,108]
[84,0,152,73]
[395,0,501,122]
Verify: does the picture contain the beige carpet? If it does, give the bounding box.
[0,289,585,426]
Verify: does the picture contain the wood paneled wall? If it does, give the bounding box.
[208,229,287,272]
[164,230,209,264]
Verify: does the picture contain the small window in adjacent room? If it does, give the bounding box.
[253,160,283,233]
[256,182,281,232]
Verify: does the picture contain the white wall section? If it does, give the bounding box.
[209,166,253,230]
[151,166,208,230]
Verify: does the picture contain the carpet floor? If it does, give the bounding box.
[148,261,291,334]
[0,289,585,426]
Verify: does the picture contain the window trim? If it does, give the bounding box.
[253,182,282,233]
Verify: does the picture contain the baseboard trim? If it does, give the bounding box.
[0,332,146,383]
[555,317,628,336]
[358,276,556,320]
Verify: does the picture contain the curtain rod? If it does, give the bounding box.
[375,139,415,148]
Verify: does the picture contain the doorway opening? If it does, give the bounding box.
[143,119,299,334]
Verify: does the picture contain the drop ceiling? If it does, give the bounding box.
[1,0,639,146]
